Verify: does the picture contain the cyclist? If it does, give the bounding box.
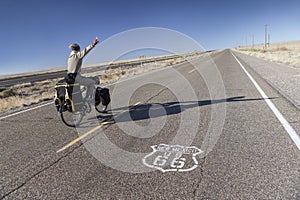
[67,37,99,103]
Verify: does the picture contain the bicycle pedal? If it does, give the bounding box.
[86,103,92,113]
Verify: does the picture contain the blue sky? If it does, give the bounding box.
[0,0,299,75]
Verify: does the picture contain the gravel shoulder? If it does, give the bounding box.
[233,50,300,110]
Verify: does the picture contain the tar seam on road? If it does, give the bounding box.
[231,51,300,151]
[56,102,142,153]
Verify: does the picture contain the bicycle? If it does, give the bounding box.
[54,77,110,127]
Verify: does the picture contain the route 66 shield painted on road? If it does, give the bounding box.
[142,144,203,173]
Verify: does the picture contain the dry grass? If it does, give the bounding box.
[0,79,59,112]
[0,96,27,111]
[235,40,300,67]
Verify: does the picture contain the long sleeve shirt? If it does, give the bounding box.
[67,44,95,74]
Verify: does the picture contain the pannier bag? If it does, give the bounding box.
[54,79,83,112]
[95,87,111,106]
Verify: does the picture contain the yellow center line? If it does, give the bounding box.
[188,69,197,74]
[56,102,142,153]
[57,123,105,153]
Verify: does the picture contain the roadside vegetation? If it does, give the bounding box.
[235,40,300,67]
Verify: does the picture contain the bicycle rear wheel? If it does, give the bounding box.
[95,103,108,113]
[59,107,84,127]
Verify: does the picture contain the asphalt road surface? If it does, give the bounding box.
[1,49,299,199]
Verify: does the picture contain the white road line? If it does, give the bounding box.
[0,102,53,120]
[231,52,300,150]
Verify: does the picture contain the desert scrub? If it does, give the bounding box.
[0,96,27,111]
[249,48,261,52]
[0,88,17,98]
[0,87,6,92]
[276,47,288,51]
[0,79,59,112]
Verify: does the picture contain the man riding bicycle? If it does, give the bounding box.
[67,37,99,103]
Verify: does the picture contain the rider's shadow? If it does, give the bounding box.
[96,96,275,124]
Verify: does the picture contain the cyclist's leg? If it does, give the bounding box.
[76,75,96,100]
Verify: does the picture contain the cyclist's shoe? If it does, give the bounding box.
[100,105,108,113]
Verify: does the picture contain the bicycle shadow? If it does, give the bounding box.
[94,96,276,124]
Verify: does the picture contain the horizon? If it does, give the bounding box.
[1,39,299,77]
[1,38,299,78]
[1,0,299,75]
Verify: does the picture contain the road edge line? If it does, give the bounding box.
[0,102,53,120]
[231,51,300,150]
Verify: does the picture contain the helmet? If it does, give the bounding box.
[69,43,80,51]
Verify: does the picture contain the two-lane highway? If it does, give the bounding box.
[0,50,299,199]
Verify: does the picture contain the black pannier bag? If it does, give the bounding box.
[54,79,67,111]
[95,87,111,106]
[55,79,66,102]
[54,78,83,112]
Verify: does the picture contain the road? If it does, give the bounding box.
[0,49,299,199]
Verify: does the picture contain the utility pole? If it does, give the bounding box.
[268,34,270,47]
[264,24,268,50]
[252,34,254,49]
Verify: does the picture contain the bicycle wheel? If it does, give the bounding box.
[59,106,84,127]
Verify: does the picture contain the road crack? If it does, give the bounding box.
[192,157,207,199]
[1,143,83,199]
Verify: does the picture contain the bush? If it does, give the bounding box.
[0,87,6,92]
[276,47,288,51]
[0,89,17,98]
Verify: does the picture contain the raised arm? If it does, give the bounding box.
[78,37,99,59]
